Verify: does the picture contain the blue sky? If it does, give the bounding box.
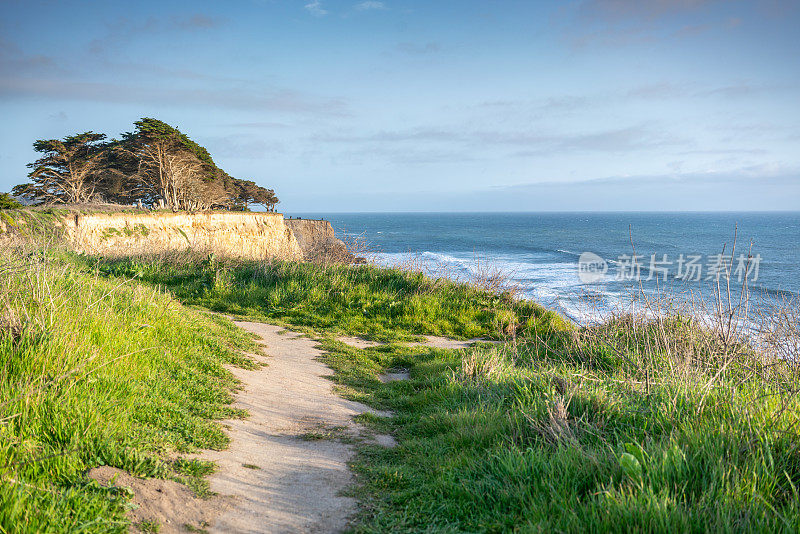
[1,0,798,211]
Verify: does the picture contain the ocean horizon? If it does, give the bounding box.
[297,211,800,324]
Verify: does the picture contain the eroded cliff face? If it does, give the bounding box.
[65,212,302,260]
[284,218,357,261]
[284,219,335,251]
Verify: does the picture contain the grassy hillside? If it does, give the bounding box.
[0,246,257,532]
[88,253,567,341]
[3,245,799,532]
[327,324,800,532]
[93,253,800,532]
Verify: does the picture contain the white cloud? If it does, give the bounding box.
[304,0,328,17]
[355,1,386,10]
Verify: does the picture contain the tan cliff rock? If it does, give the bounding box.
[284,218,364,263]
[63,211,303,260]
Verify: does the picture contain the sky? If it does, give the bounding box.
[0,0,798,212]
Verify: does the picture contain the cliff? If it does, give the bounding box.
[62,211,302,260]
[284,218,360,262]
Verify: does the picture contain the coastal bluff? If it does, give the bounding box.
[284,218,361,262]
[64,211,303,260]
[0,209,357,262]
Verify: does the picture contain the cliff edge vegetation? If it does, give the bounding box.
[94,252,800,532]
[2,233,800,531]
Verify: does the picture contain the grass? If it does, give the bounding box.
[90,252,800,532]
[87,253,568,341]
[0,208,67,241]
[136,520,160,533]
[329,332,800,532]
[0,245,258,532]
[4,243,800,532]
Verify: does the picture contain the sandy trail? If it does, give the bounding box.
[203,321,390,534]
[88,323,493,532]
[338,334,499,351]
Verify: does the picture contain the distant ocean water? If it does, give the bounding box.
[296,212,800,324]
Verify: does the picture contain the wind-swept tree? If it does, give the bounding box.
[254,187,280,212]
[234,180,279,211]
[122,118,236,210]
[13,132,107,204]
[120,120,191,209]
[235,180,259,210]
[12,119,280,212]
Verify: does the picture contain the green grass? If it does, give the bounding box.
[136,519,160,533]
[5,248,800,532]
[87,254,567,341]
[0,248,258,532]
[90,253,800,532]
[323,336,800,533]
[99,224,150,240]
[0,208,67,240]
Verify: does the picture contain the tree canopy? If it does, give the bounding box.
[13,132,108,205]
[12,119,279,212]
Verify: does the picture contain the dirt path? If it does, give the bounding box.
[338,334,499,351]
[202,321,390,534]
[90,322,487,532]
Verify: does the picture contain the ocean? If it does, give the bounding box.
[296,212,800,324]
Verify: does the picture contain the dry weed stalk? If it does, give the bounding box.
[371,249,522,301]
[460,346,508,383]
[308,227,372,265]
[566,230,800,424]
[524,394,581,448]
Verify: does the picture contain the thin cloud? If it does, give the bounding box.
[48,111,68,121]
[199,134,285,159]
[569,0,738,48]
[226,121,292,129]
[699,83,761,97]
[173,14,226,30]
[355,1,386,10]
[315,127,459,143]
[503,165,800,189]
[628,81,774,100]
[89,14,224,54]
[469,95,593,117]
[315,123,688,154]
[0,38,57,76]
[580,0,723,20]
[569,26,656,48]
[504,125,688,155]
[673,23,712,36]
[677,148,769,156]
[338,145,476,165]
[305,1,328,17]
[480,169,800,211]
[0,77,351,116]
[627,82,690,99]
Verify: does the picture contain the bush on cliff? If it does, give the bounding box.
[0,193,21,209]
